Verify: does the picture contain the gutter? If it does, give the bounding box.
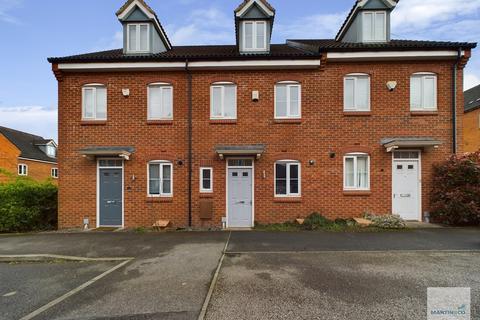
[186,60,193,228]
[452,49,462,154]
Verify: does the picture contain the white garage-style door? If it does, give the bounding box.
[392,151,421,221]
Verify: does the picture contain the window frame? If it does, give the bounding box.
[274,81,302,119]
[344,73,371,112]
[210,82,237,120]
[200,167,213,193]
[242,20,267,52]
[410,72,438,111]
[147,83,174,120]
[362,11,387,42]
[343,153,370,191]
[82,84,107,121]
[147,161,173,197]
[18,164,28,176]
[51,168,58,179]
[46,145,56,157]
[274,160,301,197]
[126,23,150,53]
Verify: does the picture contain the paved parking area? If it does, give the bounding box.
[0,229,479,320]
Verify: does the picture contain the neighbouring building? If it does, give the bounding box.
[0,126,58,183]
[464,84,480,152]
[48,0,476,229]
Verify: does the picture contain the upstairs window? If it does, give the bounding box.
[410,73,437,111]
[363,11,386,42]
[344,153,370,191]
[148,161,173,197]
[82,84,107,120]
[51,168,58,179]
[127,23,149,53]
[275,161,301,197]
[46,145,56,158]
[148,83,173,120]
[211,83,237,119]
[200,167,213,193]
[243,21,267,51]
[275,82,301,119]
[18,164,28,176]
[344,74,370,111]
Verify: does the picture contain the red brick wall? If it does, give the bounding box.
[0,133,20,182]
[463,108,480,152]
[55,59,464,229]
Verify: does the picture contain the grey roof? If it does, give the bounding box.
[464,84,480,113]
[0,126,57,163]
[381,137,442,148]
[215,144,266,152]
[79,146,136,154]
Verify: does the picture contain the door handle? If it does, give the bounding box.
[106,200,115,204]
[400,194,411,198]
[236,201,246,204]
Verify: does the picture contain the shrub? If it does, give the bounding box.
[0,178,58,233]
[302,213,334,230]
[364,213,406,229]
[431,152,480,226]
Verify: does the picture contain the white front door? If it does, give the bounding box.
[227,168,253,228]
[392,159,421,221]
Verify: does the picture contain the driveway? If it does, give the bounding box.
[0,228,479,320]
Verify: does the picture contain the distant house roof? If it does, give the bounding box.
[0,126,57,163]
[465,84,480,113]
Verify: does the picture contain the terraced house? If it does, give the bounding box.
[48,0,476,229]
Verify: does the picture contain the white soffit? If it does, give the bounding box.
[327,50,463,61]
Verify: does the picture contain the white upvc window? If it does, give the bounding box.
[210,83,237,119]
[51,168,58,179]
[200,167,213,193]
[148,83,173,120]
[46,145,56,158]
[410,73,437,111]
[18,164,28,176]
[344,153,370,191]
[362,11,386,42]
[275,161,301,197]
[344,74,370,111]
[148,161,173,197]
[243,21,267,51]
[82,84,107,120]
[127,23,150,53]
[275,82,301,119]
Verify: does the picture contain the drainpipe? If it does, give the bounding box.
[186,60,193,227]
[452,49,462,154]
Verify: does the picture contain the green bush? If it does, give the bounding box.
[0,178,58,233]
[302,213,334,230]
[364,213,406,229]
[431,152,480,226]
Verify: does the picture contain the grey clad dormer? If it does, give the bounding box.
[336,0,398,43]
[234,0,275,54]
[116,0,172,55]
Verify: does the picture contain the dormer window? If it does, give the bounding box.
[243,21,267,52]
[362,11,386,42]
[127,23,150,53]
[46,145,56,158]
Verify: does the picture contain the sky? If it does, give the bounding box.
[0,0,479,142]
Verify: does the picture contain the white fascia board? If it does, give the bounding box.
[236,0,274,17]
[18,157,57,165]
[327,50,462,61]
[58,59,321,71]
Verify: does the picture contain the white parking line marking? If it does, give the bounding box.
[198,232,231,320]
[19,259,132,320]
[3,291,17,297]
[225,249,480,254]
[0,254,133,263]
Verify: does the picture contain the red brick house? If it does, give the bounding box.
[48,0,475,229]
[0,126,58,183]
[464,84,480,152]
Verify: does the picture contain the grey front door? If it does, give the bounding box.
[99,169,123,226]
[228,168,253,228]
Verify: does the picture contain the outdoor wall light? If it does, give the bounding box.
[252,90,260,102]
[122,88,130,97]
[329,152,336,159]
[386,81,397,92]
[309,160,316,166]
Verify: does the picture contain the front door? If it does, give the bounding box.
[99,168,123,226]
[392,160,420,221]
[228,168,253,228]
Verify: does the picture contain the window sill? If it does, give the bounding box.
[146,197,173,203]
[210,119,237,125]
[410,111,438,116]
[343,111,372,117]
[147,120,174,125]
[199,193,214,198]
[274,197,302,203]
[81,120,107,126]
[343,191,371,196]
[274,119,302,124]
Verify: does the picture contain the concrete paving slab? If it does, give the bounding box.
[206,251,480,320]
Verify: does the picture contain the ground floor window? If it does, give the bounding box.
[18,164,28,176]
[344,153,370,190]
[200,167,213,193]
[148,161,173,197]
[275,161,301,197]
[51,168,58,179]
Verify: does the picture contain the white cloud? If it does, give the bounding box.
[91,31,123,52]
[465,73,480,91]
[276,12,346,39]
[0,0,23,24]
[0,106,57,141]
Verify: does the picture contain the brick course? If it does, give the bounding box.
[55,59,465,229]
